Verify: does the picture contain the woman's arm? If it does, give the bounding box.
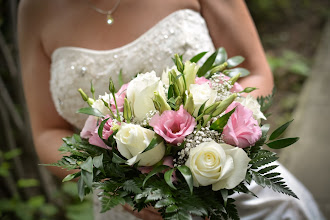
[18,0,74,179]
[199,0,274,97]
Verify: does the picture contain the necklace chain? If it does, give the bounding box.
[86,0,121,25]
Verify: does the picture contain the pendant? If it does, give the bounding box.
[107,14,114,25]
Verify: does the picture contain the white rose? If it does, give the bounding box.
[185,141,250,190]
[115,123,165,166]
[127,71,166,121]
[189,83,217,116]
[92,93,111,115]
[237,95,266,123]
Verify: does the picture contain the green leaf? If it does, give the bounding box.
[224,67,250,77]
[77,107,104,117]
[143,165,169,187]
[27,195,45,208]
[210,107,236,132]
[98,118,110,139]
[227,56,245,68]
[112,152,127,164]
[77,177,85,201]
[62,172,81,182]
[269,120,294,140]
[141,135,163,154]
[266,137,299,149]
[177,165,193,194]
[164,169,177,190]
[214,47,228,65]
[80,156,93,172]
[197,50,218,77]
[190,51,208,63]
[81,169,93,189]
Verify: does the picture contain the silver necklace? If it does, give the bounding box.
[87,0,121,25]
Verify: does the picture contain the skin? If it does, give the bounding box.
[18,0,273,219]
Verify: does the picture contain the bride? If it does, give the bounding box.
[18,0,324,219]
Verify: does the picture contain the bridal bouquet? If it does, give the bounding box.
[51,48,299,219]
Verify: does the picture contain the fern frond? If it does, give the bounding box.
[251,171,298,198]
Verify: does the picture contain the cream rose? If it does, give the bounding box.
[127,71,166,121]
[185,141,250,190]
[115,123,165,166]
[189,83,217,116]
[236,95,266,123]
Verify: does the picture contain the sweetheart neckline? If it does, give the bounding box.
[51,9,201,58]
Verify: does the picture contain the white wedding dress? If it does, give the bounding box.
[50,9,324,220]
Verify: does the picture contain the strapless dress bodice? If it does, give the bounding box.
[50,9,215,129]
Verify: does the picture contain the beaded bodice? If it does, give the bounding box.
[50,9,215,129]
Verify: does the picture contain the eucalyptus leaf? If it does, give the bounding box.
[81,170,93,189]
[142,165,169,187]
[77,177,85,201]
[224,67,250,77]
[266,137,299,149]
[214,47,228,65]
[269,120,294,140]
[80,157,93,173]
[190,51,208,63]
[227,56,245,68]
[164,169,177,190]
[77,107,104,117]
[177,165,193,194]
[197,50,218,77]
[112,152,127,164]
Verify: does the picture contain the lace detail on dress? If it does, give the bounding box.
[50,9,215,129]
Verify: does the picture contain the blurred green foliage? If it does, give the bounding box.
[0,149,93,220]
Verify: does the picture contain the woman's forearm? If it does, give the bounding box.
[34,128,75,179]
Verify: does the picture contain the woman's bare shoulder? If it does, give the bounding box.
[18,0,63,29]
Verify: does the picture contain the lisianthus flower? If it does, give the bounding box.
[88,115,115,149]
[222,102,262,148]
[109,83,129,113]
[149,105,196,145]
[195,76,212,87]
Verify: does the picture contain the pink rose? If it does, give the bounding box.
[195,77,212,87]
[88,115,114,149]
[222,102,261,148]
[110,83,129,112]
[220,74,243,93]
[149,105,196,145]
[80,116,98,139]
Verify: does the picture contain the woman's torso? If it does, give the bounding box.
[49,2,215,129]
